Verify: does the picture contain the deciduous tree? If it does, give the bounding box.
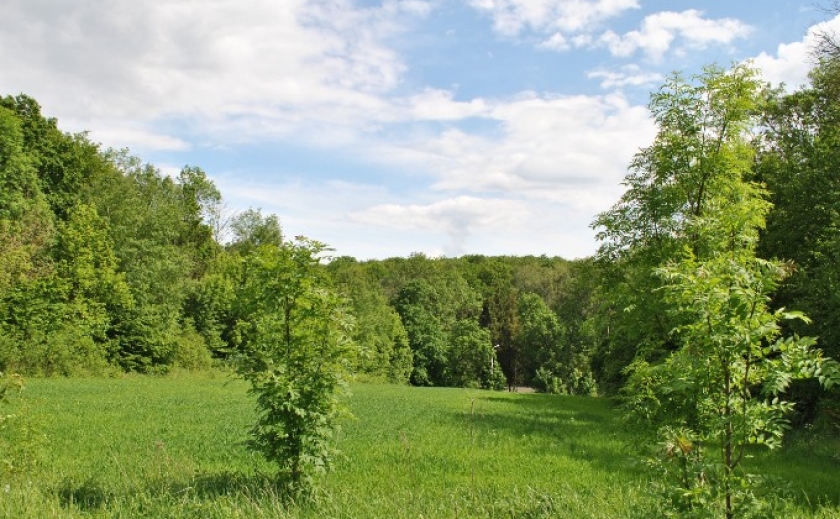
[592,63,765,391]
[234,238,356,492]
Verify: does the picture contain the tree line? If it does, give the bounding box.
[1,50,838,414]
[0,93,599,395]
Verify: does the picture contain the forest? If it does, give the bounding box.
[0,89,599,394]
[2,58,839,403]
[2,34,840,519]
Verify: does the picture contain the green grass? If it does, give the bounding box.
[1,374,838,518]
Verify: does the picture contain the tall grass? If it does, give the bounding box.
[0,374,837,518]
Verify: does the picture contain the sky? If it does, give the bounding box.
[2,0,838,260]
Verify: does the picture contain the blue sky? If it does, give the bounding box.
[1,0,836,259]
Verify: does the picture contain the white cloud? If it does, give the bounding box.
[401,92,654,205]
[218,177,391,221]
[752,41,811,90]
[350,196,530,256]
[402,89,490,120]
[215,175,410,255]
[467,3,752,61]
[599,10,752,60]
[208,84,656,259]
[0,0,430,148]
[539,32,571,51]
[467,0,639,37]
[84,127,191,153]
[156,164,185,180]
[217,176,545,258]
[586,65,663,89]
[752,13,840,90]
[0,0,666,259]
[352,196,527,231]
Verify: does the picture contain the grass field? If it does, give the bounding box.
[1,374,838,518]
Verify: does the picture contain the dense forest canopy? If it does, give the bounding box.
[0,50,838,424]
[0,95,598,393]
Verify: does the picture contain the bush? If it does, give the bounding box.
[533,366,565,394]
[0,325,110,376]
[172,324,213,371]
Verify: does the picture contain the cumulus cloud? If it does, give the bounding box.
[586,64,663,89]
[598,10,752,60]
[215,176,405,251]
[539,32,571,51]
[399,92,654,205]
[753,12,840,90]
[335,89,656,257]
[0,0,429,147]
[350,196,531,256]
[467,0,639,36]
[0,0,668,259]
[467,2,752,61]
[401,89,491,120]
[85,127,191,154]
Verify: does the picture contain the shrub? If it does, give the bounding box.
[234,238,356,495]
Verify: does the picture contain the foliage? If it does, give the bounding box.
[172,322,215,371]
[182,250,240,358]
[0,104,46,222]
[591,63,766,391]
[447,320,506,389]
[327,257,413,384]
[643,427,796,519]
[390,271,507,389]
[0,96,228,374]
[234,238,356,493]
[756,58,840,374]
[654,240,827,516]
[593,61,766,396]
[97,156,197,370]
[228,208,283,255]
[601,62,837,518]
[460,256,522,385]
[0,96,598,387]
[393,279,452,386]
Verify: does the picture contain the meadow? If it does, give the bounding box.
[1,374,838,518]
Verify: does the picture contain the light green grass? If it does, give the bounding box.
[1,374,838,518]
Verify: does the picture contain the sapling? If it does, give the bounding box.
[234,237,356,495]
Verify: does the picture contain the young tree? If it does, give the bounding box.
[592,64,765,391]
[595,63,839,516]
[234,237,356,493]
[653,177,835,518]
